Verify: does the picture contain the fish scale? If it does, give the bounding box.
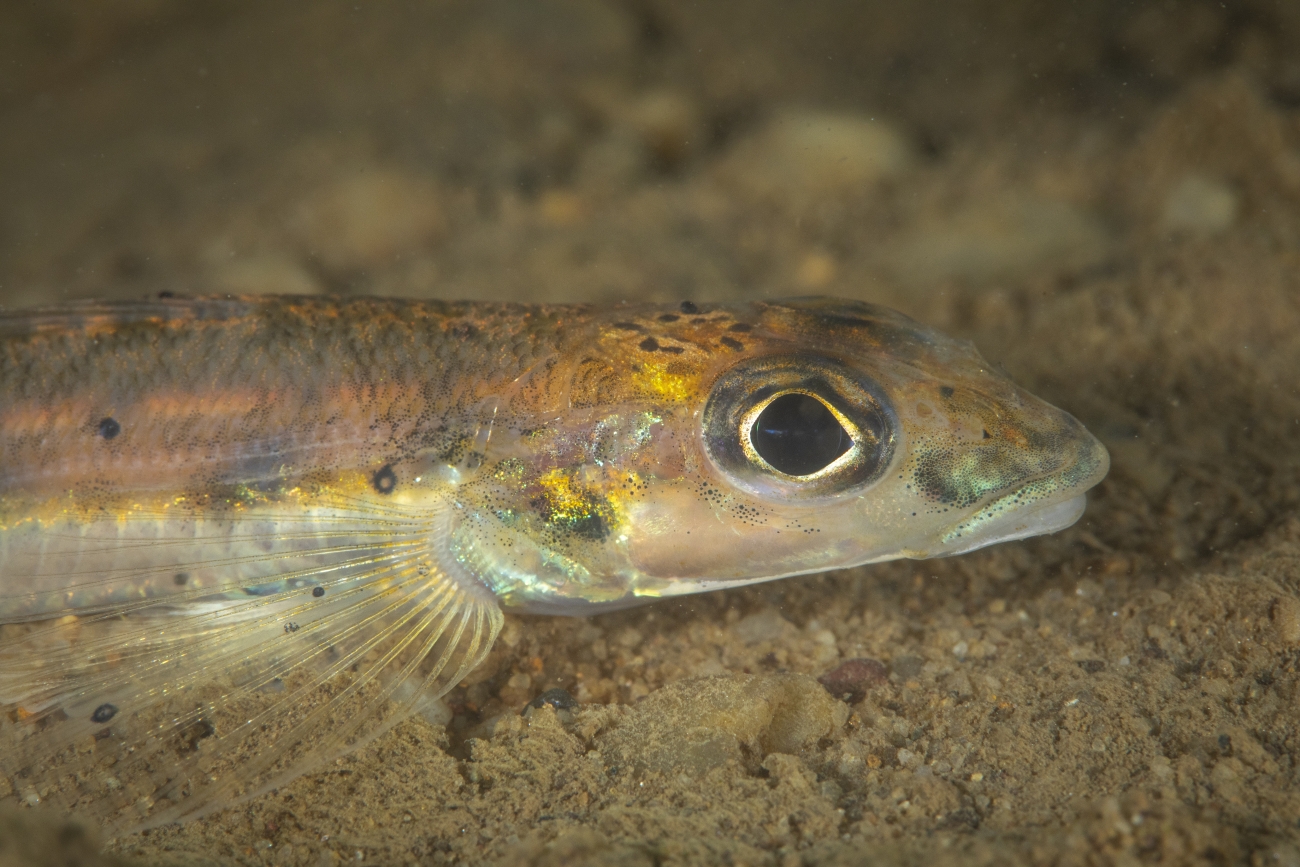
[0,294,1106,835]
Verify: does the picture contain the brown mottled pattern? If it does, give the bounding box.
[0,294,936,502]
[0,296,583,496]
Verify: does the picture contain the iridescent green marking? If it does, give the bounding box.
[940,476,1062,544]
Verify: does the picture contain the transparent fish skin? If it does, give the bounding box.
[0,295,1107,834]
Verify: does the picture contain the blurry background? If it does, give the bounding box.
[4,2,1300,865]
[4,0,1299,311]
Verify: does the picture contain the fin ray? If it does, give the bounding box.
[0,497,501,834]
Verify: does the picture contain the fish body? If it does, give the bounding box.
[0,295,1107,832]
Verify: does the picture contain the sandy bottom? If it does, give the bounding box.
[2,2,1300,865]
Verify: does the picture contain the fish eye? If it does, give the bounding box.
[748,393,851,476]
[702,354,897,500]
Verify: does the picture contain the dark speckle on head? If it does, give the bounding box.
[720,336,744,351]
[572,511,609,540]
[680,300,699,314]
[312,586,325,598]
[639,337,660,352]
[97,417,121,439]
[939,385,955,399]
[174,572,189,586]
[613,322,643,332]
[372,464,397,494]
[728,322,752,333]
[657,313,679,322]
[660,345,685,355]
[91,703,118,724]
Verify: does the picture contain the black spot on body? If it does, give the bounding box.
[312,586,325,598]
[572,512,609,541]
[174,572,189,586]
[660,345,685,354]
[680,300,699,314]
[982,429,991,439]
[613,322,643,332]
[372,464,397,494]
[657,313,680,322]
[728,322,752,332]
[939,385,955,398]
[639,337,660,352]
[97,417,121,440]
[720,336,744,351]
[91,703,118,724]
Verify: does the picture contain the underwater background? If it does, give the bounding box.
[2,1,1300,864]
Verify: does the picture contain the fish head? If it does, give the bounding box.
[456,297,1108,612]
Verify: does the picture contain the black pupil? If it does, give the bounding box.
[750,393,851,476]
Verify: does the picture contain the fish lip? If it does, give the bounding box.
[924,433,1110,557]
[932,492,1089,557]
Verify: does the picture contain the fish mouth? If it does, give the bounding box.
[919,414,1110,558]
[932,491,1089,557]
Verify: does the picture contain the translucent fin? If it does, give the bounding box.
[0,498,501,836]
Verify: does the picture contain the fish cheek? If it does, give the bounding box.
[621,479,849,584]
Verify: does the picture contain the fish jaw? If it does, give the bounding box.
[934,494,1089,557]
[918,420,1110,558]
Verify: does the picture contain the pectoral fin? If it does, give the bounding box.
[0,497,501,835]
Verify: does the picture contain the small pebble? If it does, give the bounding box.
[818,658,887,703]
[734,608,791,644]
[889,655,924,680]
[1161,174,1237,234]
[720,107,914,200]
[290,168,445,271]
[211,254,321,296]
[887,193,1110,287]
[1270,596,1300,645]
[625,89,702,170]
[527,688,578,711]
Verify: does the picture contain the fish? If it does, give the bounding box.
[0,294,1108,834]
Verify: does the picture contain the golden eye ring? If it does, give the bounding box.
[701,353,897,501]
